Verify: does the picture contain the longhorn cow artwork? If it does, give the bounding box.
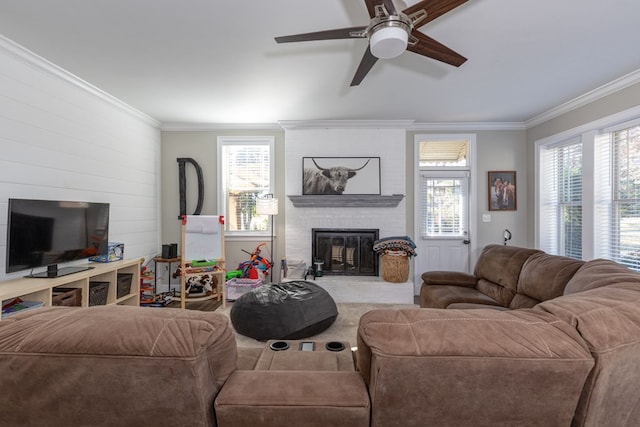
[302,157,381,195]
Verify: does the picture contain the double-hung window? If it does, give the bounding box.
[538,139,583,258]
[217,136,274,236]
[537,113,640,271]
[607,125,640,270]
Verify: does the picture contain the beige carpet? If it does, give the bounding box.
[216,302,418,348]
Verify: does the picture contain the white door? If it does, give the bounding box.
[413,136,475,294]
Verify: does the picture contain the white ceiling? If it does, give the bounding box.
[1,0,640,126]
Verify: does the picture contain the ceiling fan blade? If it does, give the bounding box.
[350,46,379,86]
[382,0,397,15]
[408,31,467,67]
[275,26,368,43]
[403,0,469,29]
[364,0,384,18]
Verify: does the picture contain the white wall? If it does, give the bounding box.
[284,127,407,265]
[0,37,161,281]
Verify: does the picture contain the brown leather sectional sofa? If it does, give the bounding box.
[410,244,640,425]
[1,244,640,426]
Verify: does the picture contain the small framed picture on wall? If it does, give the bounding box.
[488,171,517,211]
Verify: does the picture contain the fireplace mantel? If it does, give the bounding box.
[288,194,404,208]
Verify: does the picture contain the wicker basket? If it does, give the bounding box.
[116,273,133,298]
[89,281,110,306]
[381,253,409,283]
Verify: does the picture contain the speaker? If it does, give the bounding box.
[170,243,178,259]
[162,244,171,259]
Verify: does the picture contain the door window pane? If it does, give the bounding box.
[420,175,468,238]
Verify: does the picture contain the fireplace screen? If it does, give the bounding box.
[312,228,379,276]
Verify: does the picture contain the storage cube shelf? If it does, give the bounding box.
[0,259,141,310]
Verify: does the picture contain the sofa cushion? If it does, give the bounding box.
[421,271,477,287]
[445,302,511,311]
[536,282,640,426]
[511,252,584,308]
[508,293,540,309]
[215,371,370,427]
[419,284,502,309]
[473,245,542,306]
[475,279,516,307]
[357,308,594,427]
[563,258,640,295]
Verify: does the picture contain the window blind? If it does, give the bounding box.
[536,110,640,270]
[603,125,640,270]
[419,172,468,238]
[539,139,582,258]
[221,143,271,233]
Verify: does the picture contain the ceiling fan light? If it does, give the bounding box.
[370,26,408,59]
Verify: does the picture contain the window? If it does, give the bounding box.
[416,137,471,240]
[419,172,469,238]
[418,139,468,167]
[218,136,274,236]
[609,125,640,270]
[536,112,640,272]
[538,139,583,259]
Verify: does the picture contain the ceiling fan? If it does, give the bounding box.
[275,0,470,86]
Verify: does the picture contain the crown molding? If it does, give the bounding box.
[409,121,526,131]
[0,35,160,128]
[534,104,640,146]
[160,122,283,131]
[525,68,640,129]
[163,120,527,132]
[277,120,415,130]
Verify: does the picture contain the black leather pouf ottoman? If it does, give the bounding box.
[230,280,338,341]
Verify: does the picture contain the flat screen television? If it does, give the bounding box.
[6,198,110,278]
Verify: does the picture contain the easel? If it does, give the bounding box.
[179,215,226,309]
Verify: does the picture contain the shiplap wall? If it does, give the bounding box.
[0,36,161,281]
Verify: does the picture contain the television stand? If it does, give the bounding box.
[0,259,141,312]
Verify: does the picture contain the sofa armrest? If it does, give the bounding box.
[357,308,594,427]
[0,305,237,426]
[421,270,477,287]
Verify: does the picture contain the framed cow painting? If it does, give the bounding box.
[302,157,381,195]
[488,171,517,211]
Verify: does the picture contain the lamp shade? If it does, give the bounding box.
[370,26,408,59]
[256,195,279,216]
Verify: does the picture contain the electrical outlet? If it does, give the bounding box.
[482,214,491,223]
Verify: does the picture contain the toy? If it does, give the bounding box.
[225,270,243,281]
[191,259,216,267]
[237,243,272,279]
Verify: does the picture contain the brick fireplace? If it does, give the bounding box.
[282,125,414,303]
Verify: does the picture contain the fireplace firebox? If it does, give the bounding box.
[311,228,379,276]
